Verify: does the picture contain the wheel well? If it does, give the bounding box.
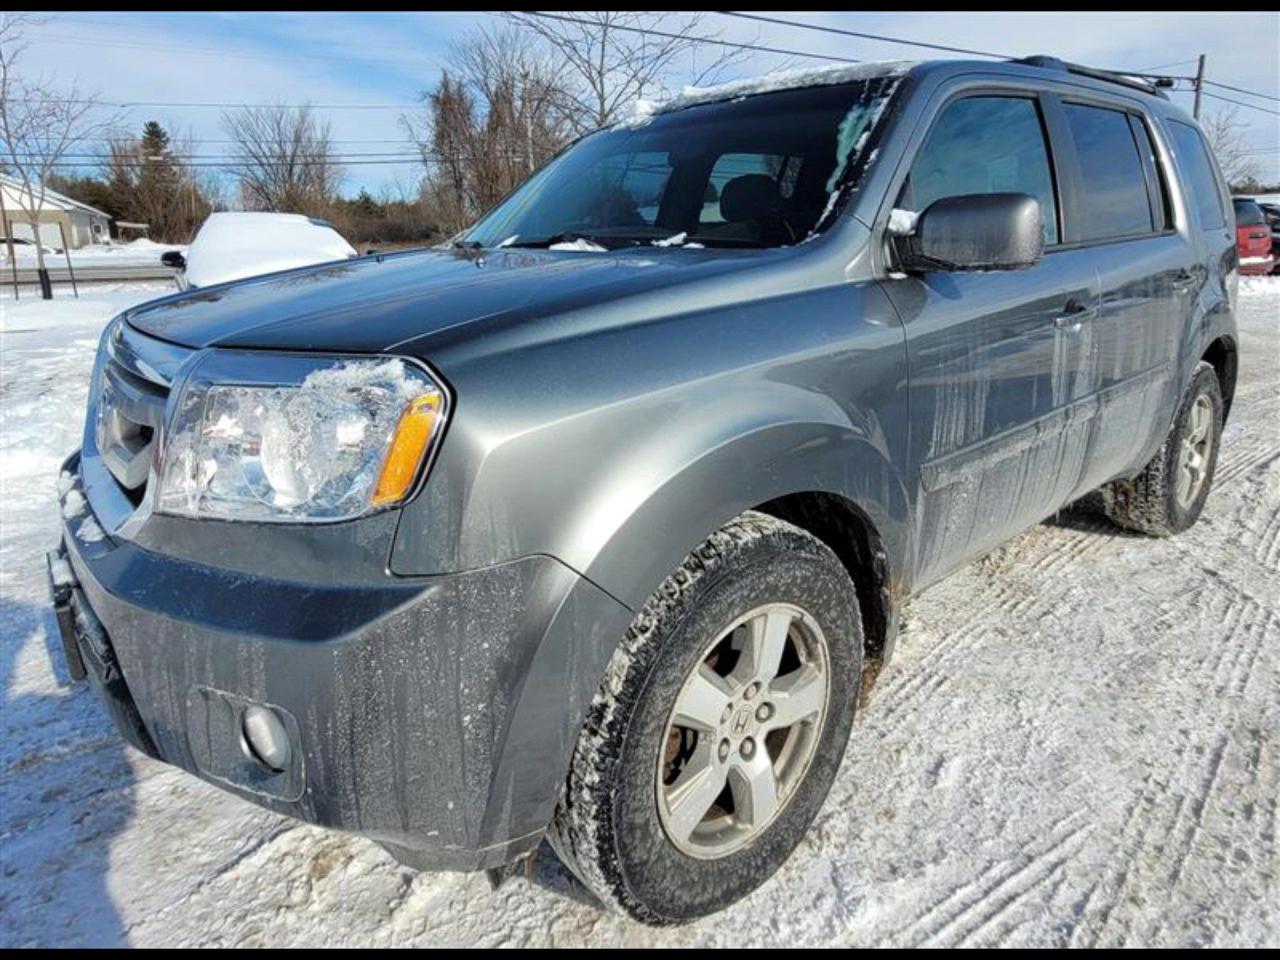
[753,492,895,662]
[1202,336,1237,421]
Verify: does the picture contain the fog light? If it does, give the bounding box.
[241,705,291,772]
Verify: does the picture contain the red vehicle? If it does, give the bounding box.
[1233,198,1274,275]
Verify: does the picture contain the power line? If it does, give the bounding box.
[519,11,860,64]
[1201,91,1280,118]
[1203,79,1280,104]
[717,11,1010,59]
[40,158,424,169]
[70,137,422,146]
[1135,58,1200,73]
[30,30,436,69]
[13,151,425,161]
[12,97,418,110]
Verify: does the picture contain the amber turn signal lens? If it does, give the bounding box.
[372,392,443,506]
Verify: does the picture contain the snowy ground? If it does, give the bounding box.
[1,279,1276,947]
[1,239,186,267]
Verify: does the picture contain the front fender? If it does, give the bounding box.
[580,418,912,611]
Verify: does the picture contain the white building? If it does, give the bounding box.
[0,174,112,250]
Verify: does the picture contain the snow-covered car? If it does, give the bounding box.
[1,236,59,258]
[165,212,357,288]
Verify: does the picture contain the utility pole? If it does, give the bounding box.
[1193,54,1206,120]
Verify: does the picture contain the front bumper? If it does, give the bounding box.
[50,452,632,871]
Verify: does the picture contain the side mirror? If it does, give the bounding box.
[896,193,1043,273]
[161,250,186,270]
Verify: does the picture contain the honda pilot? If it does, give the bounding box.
[49,56,1239,924]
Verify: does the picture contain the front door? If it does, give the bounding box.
[881,92,1102,587]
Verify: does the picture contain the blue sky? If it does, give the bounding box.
[20,11,1280,196]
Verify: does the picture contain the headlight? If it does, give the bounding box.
[156,354,448,522]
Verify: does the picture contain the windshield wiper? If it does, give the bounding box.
[451,239,483,250]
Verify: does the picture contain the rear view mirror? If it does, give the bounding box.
[896,193,1043,273]
[161,250,186,270]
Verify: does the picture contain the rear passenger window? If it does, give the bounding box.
[1168,121,1227,230]
[903,96,1059,244]
[1062,103,1154,240]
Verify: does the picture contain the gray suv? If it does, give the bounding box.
[48,56,1238,924]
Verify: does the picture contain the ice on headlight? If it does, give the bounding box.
[157,356,443,522]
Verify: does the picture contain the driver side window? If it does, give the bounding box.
[902,96,1059,244]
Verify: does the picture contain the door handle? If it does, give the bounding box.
[1053,298,1090,332]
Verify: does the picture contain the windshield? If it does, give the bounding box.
[463,77,902,251]
[1233,199,1265,227]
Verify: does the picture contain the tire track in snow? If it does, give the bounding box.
[1214,440,1279,487]
[1085,586,1275,947]
[898,812,1090,947]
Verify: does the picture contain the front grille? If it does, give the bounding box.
[93,322,189,507]
[97,361,166,502]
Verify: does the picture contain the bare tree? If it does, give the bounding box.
[0,12,115,297]
[1201,106,1261,189]
[404,25,574,234]
[101,121,216,243]
[504,12,748,133]
[221,104,342,215]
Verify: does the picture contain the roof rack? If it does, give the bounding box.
[1013,55,1171,100]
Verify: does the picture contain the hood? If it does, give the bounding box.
[125,247,766,355]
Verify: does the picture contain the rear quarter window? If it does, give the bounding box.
[1167,121,1227,230]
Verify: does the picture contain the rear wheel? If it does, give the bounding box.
[548,511,862,925]
[1101,361,1223,536]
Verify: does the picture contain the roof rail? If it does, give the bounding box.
[1013,55,1171,100]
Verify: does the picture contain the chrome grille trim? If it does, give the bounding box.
[84,321,196,532]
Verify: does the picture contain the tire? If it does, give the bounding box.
[548,511,862,925]
[1101,361,1223,537]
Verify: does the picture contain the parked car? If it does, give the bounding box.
[1250,199,1280,274]
[1,236,59,258]
[50,56,1238,925]
[1232,197,1275,276]
[163,211,357,288]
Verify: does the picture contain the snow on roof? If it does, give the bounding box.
[650,60,915,116]
[0,173,111,218]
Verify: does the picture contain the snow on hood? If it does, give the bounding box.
[184,212,357,288]
[648,60,915,116]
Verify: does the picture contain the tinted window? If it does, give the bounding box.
[1062,103,1153,240]
[1129,115,1172,231]
[903,96,1059,244]
[1168,121,1226,230]
[1233,199,1266,227]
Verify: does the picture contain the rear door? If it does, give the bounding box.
[880,89,1103,586]
[1051,97,1193,489]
